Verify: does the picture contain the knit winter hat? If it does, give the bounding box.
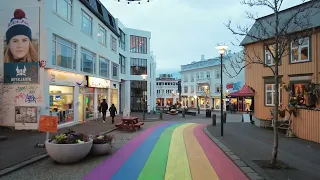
[6,9,32,44]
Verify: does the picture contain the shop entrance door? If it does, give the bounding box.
[78,95,84,123]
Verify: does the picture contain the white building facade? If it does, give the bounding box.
[0,0,156,130]
[180,52,245,111]
[155,74,179,107]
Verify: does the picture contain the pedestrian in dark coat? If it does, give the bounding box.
[109,104,117,124]
[99,99,108,123]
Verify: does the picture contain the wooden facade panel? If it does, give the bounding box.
[292,109,320,143]
[245,31,320,143]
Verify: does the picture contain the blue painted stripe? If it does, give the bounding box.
[111,122,183,180]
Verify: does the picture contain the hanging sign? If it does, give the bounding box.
[87,76,110,88]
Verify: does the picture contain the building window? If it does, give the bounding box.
[196,72,199,79]
[52,35,76,70]
[98,25,107,46]
[111,35,117,52]
[290,82,312,107]
[215,70,221,79]
[119,29,125,50]
[191,73,194,82]
[191,85,194,93]
[265,84,281,106]
[130,35,147,54]
[119,54,126,74]
[53,0,73,22]
[206,71,211,79]
[99,56,109,77]
[112,63,119,79]
[184,86,188,93]
[184,75,188,82]
[81,48,96,74]
[215,84,221,93]
[130,58,147,75]
[50,85,74,124]
[265,44,276,65]
[200,72,204,79]
[81,10,92,36]
[291,37,310,63]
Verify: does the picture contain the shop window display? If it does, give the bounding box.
[49,86,74,124]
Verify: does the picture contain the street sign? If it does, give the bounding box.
[39,115,58,132]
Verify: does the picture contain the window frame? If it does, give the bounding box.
[111,35,117,52]
[112,62,119,79]
[190,85,194,93]
[215,83,221,93]
[119,29,125,51]
[215,70,221,79]
[80,48,96,74]
[290,37,310,63]
[99,56,109,78]
[265,84,281,106]
[81,10,92,36]
[119,54,126,74]
[130,58,148,75]
[130,35,147,54]
[52,34,77,70]
[184,86,188,93]
[264,44,275,66]
[98,25,107,46]
[53,0,73,23]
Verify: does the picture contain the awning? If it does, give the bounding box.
[228,84,255,97]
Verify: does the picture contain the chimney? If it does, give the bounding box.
[201,55,205,61]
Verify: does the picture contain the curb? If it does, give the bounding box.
[0,127,118,177]
[203,127,265,180]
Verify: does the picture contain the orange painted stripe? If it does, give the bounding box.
[184,124,220,180]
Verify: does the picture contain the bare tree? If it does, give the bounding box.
[224,0,320,166]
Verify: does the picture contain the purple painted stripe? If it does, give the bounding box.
[83,121,172,180]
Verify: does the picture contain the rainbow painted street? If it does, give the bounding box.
[83,122,248,180]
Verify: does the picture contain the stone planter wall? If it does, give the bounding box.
[91,143,112,156]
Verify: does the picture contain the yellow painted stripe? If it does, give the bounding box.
[165,123,193,180]
[184,124,220,180]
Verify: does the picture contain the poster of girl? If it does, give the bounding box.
[4,9,38,63]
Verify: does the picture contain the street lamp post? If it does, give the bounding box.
[141,74,147,120]
[216,45,228,136]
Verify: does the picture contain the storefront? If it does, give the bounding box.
[85,76,111,120]
[111,89,119,110]
[47,69,86,126]
[228,84,255,112]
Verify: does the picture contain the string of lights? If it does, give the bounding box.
[116,0,152,5]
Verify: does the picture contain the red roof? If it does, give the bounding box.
[228,84,255,97]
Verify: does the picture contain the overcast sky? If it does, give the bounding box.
[101,0,305,73]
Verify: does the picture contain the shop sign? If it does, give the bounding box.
[48,70,85,86]
[226,82,242,91]
[4,62,39,84]
[87,76,110,88]
[38,115,58,132]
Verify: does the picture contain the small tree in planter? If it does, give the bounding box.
[91,134,114,156]
[45,129,93,164]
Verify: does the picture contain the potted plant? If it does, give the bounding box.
[91,134,114,156]
[45,129,93,164]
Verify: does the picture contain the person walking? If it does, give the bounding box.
[99,99,108,123]
[109,104,117,124]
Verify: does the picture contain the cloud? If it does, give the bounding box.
[100,0,307,72]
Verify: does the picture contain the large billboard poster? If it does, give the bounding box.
[1,8,40,84]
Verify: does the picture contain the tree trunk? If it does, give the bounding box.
[271,62,279,166]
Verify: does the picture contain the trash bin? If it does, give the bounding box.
[206,109,211,118]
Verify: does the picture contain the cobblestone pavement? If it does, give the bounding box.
[0,121,164,180]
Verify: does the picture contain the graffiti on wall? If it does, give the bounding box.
[12,85,43,104]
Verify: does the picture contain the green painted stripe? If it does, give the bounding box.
[137,123,184,180]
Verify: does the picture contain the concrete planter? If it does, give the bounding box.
[45,139,93,164]
[91,143,112,156]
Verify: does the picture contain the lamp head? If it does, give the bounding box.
[216,45,228,55]
[141,74,147,80]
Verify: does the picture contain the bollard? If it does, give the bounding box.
[160,109,163,120]
[182,108,185,118]
[198,107,200,114]
[223,112,227,123]
[212,114,216,126]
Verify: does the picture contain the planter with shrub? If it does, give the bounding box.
[91,134,114,156]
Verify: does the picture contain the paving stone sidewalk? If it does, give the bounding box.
[0,116,120,172]
[207,123,320,180]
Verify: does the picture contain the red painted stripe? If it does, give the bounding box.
[194,124,248,180]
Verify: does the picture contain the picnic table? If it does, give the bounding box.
[115,116,144,131]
